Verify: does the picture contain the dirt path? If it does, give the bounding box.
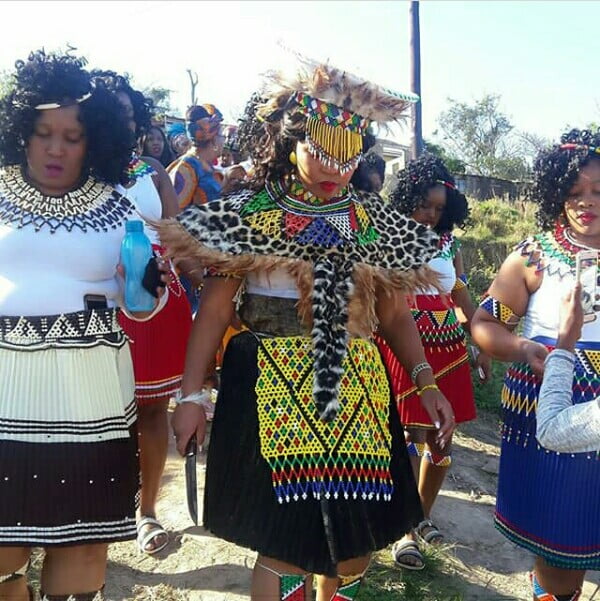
[103,412,600,601]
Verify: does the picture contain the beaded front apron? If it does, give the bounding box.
[255,336,393,504]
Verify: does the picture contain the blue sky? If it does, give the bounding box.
[0,1,597,146]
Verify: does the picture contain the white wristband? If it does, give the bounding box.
[175,389,211,407]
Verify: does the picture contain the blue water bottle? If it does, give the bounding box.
[121,220,155,312]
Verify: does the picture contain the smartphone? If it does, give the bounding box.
[468,345,486,381]
[575,250,599,323]
[83,294,108,311]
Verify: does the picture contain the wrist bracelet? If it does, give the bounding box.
[417,383,439,396]
[411,362,432,383]
[175,388,211,407]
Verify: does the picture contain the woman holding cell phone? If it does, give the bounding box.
[472,129,600,601]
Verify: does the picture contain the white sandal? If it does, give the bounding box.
[136,516,168,554]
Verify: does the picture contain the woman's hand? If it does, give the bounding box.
[475,350,492,383]
[419,388,456,447]
[172,402,207,457]
[522,340,549,377]
[557,282,583,352]
[117,256,171,318]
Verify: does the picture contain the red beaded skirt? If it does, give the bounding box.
[376,294,475,428]
[118,247,192,405]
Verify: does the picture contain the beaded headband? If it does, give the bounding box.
[436,179,457,190]
[559,143,600,156]
[33,92,92,111]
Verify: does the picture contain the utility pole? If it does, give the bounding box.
[410,1,423,159]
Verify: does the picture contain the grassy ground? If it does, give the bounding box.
[359,545,466,601]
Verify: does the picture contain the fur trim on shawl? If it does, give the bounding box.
[153,186,439,421]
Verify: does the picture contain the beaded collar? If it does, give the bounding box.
[126,156,156,184]
[0,164,136,234]
[265,176,352,217]
[253,177,377,247]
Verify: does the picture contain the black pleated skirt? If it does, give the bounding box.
[203,332,423,576]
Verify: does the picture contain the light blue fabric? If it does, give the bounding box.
[537,348,600,452]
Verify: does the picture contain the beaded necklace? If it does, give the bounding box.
[0,164,135,233]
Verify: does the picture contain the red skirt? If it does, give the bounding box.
[376,294,475,428]
[118,248,192,406]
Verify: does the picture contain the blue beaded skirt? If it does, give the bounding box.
[496,335,600,569]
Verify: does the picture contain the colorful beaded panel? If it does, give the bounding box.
[0,165,135,233]
[516,223,587,279]
[255,336,393,504]
[126,156,156,183]
[411,306,466,350]
[436,232,460,261]
[294,92,369,134]
[239,179,379,249]
[331,575,363,601]
[479,296,520,326]
[280,574,306,601]
[293,93,367,173]
[423,451,452,467]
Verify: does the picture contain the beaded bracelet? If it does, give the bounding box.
[417,383,440,396]
[411,362,432,383]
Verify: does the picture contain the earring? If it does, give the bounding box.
[289,151,297,165]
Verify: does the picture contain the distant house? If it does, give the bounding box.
[372,137,410,176]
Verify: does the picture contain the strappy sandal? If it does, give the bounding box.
[136,516,168,554]
[391,538,425,571]
[416,518,444,545]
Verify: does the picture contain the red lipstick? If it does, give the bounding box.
[319,181,337,193]
[579,212,597,225]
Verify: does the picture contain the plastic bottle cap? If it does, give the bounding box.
[125,220,144,232]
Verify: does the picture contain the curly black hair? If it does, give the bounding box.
[531,128,600,231]
[236,90,377,190]
[0,50,134,185]
[350,152,386,193]
[89,69,153,139]
[140,125,174,168]
[390,153,470,234]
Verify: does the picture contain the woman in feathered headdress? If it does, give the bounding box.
[156,55,456,601]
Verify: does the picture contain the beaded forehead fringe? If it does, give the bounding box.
[294,91,369,173]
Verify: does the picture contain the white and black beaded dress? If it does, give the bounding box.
[0,166,139,546]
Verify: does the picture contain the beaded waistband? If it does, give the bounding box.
[0,308,125,350]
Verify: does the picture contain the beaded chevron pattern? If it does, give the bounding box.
[436,232,460,261]
[126,156,156,183]
[501,346,600,449]
[516,222,591,279]
[0,165,135,233]
[412,305,465,350]
[255,336,393,503]
[280,574,306,601]
[239,178,379,249]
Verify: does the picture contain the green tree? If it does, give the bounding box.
[436,94,530,180]
[141,85,173,115]
[423,140,466,174]
[0,70,13,98]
